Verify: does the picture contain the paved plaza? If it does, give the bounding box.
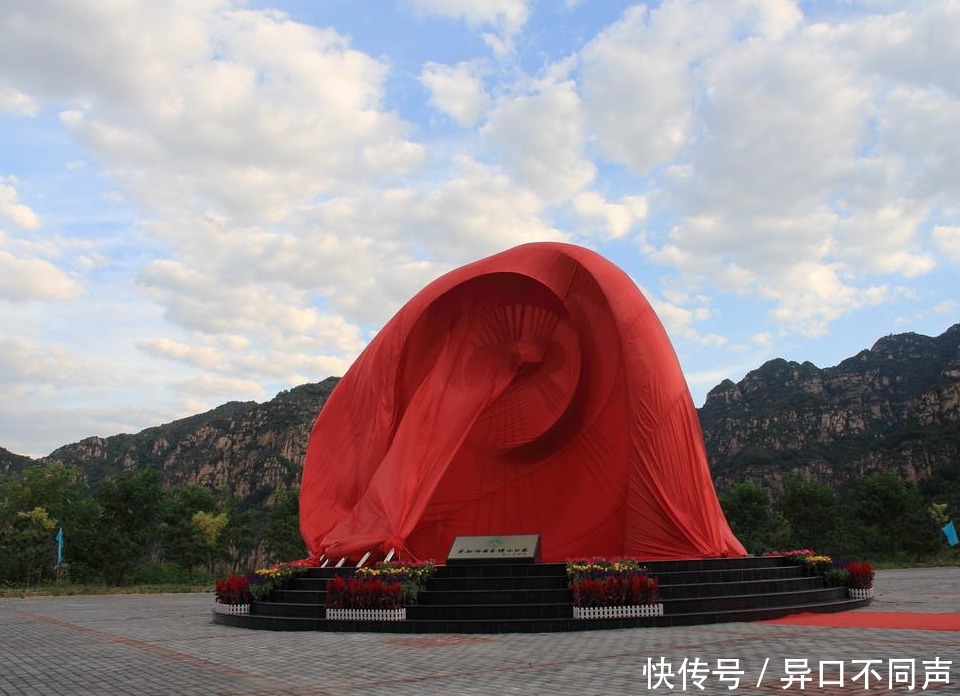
[1,568,957,695]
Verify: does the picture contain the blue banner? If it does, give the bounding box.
[944,520,959,547]
[56,526,64,565]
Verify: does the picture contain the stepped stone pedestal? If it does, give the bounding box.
[212,556,871,633]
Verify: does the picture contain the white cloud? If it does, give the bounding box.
[0,179,41,230]
[874,86,960,203]
[933,299,958,315]
[763,262,887,337]
[641,285,722,347]
[408,0,530,55]
[412,158,567,262]
[419,61,490,126]
[483,82,595,203]
[175,375,268,402]
[0,335,95,385]
[594,2,957,336]
[2,0,959,455]
[3,1,424,227]
[0,250,80,302]
[578,0,803,175]
[835,205,935,277]
[137,338,226,371]
[137,258,367,353]
[573,192,647,240]
[0,86,39,115]
[840,2,960,98]
[933,226,960,261]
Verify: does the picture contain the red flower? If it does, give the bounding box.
[325,575,403,610]
[845,561,874,590]
[215,573,252,605]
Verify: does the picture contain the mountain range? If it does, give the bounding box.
[3,324,958,507]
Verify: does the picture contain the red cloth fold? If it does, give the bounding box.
[300,242,746,562]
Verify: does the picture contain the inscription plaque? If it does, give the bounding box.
[446,534,541,564]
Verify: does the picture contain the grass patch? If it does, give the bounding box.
[0,583,213,598]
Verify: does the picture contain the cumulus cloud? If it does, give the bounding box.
[408,0,530,55]
[0,86,39,115]
[573,192,647,239]
[419,61,490,126]
[579,0,803,175]
[412,158,567,262]
[0,251,80,302]
[933,226,960,261]
[0,179,41,230]
[483,82,595,203]
[578,1,957,336]
[3,1,424,227]
[137,258,367,351]
[763,262,887,337]
[2,0,959,454]
[0,335,95,384]
[638,283,723,347]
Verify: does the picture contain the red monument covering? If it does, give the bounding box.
[300,242,746,562]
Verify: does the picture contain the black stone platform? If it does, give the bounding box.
[212,555,871,633]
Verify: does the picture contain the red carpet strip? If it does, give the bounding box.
[764,612,960,631]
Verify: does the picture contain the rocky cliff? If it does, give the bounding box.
[0,446,33,475]
[699,323,960,491]
[5,325,959,506]
[42,378,338,505]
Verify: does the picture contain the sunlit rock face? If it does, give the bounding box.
[700,324,960,490]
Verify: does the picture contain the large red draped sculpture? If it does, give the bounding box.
[300,242,745,562]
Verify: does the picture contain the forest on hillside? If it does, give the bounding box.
[2,458,956,588]
[0,461,305,587]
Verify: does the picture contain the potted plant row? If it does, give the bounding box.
[214,557,319,615]
[764,549,875,599]
[324,561,436,621]
[826,560,876,599]
[566,558,662,619]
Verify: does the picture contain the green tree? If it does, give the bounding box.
[719,482,790,554]
[853,470,940,559]
[161,486,218,581]
[0,462,97,584]
[777,476,841,553]
[264,488,306,562]
[192,510,229,576]
[86,469,163,585]
[0,507,57,584]
[219,493,259,572]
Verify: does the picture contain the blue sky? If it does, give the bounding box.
[1,0,958,457]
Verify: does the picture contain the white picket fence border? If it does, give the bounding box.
[326,607,407,621]
[573,603,664,619]
[848,587,874,599]
[213,603,250,615]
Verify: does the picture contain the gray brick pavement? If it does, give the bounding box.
[1,568,957,695]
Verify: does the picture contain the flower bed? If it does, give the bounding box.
[324,561,436,620]
[215,557,320,608]
[566,558,662,619]
[356,561,436,605]
[215,573,252,607]
[766,550,874,595]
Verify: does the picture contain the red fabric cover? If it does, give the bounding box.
[300,242,746,562]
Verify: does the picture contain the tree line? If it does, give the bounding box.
[0,461,305,587]
[718,468,957,560]
[3,460,956,587]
